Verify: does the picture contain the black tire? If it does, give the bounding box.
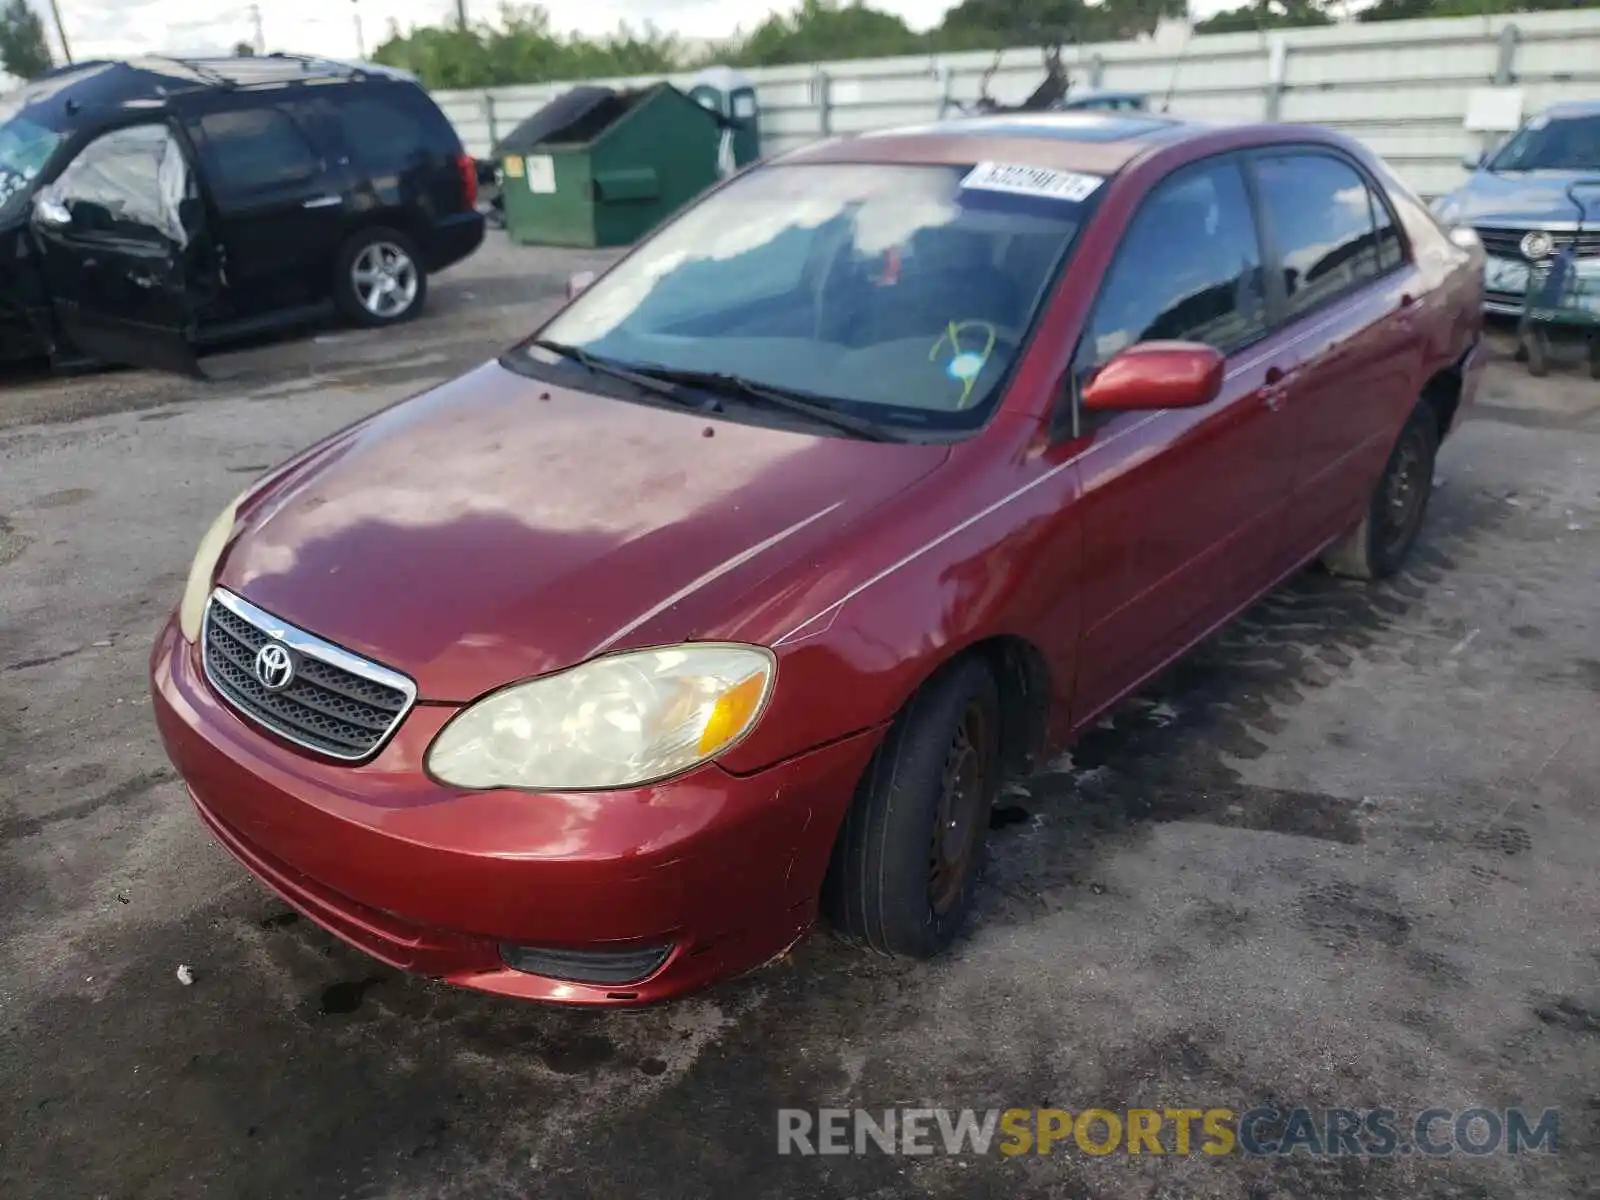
[822,657,1002,958]
[1588,335,1600,381]
[333,227,428,328]
[1321,405,1439,581]
[1524,329,1549,378]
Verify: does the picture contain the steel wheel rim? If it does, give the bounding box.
[352,242,418,318]
[1379,429,1428,554]
[929,701,991,916]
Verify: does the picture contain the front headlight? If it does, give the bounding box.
[178,492,245,642]
[426,643,776,791]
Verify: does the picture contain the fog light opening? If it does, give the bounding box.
[498,942,674,986]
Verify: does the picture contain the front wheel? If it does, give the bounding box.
[823,657,1001,959]
[1523,328,1550,377]
[333,228,428,328]
[1321,405,1439,581]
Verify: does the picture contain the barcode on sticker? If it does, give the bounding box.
[961,161,1103,203]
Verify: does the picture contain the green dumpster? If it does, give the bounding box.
[687,65,761,171]
[493,83,723,248]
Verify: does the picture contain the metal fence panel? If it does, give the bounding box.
[434,8,1600,199]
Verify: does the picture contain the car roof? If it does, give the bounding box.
[1540,100,1600,119]
[779,111,1206,176]
[779,114,1380,180]
[0,54,417,129]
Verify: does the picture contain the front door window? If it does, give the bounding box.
[36,123,191,247]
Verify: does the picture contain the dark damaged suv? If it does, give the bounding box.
[0,55,484,375]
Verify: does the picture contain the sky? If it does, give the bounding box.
[48,0,982,63]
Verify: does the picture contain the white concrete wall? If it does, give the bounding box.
[432,9,1600,200]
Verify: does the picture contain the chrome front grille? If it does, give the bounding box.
[202,589,417,761]
[1475,225,1600,262]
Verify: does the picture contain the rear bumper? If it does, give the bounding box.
[420,210,485,273]
[149,617,882,1004]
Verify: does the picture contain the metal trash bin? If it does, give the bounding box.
[493,83,724,248]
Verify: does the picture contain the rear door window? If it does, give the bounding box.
[1083,158,1269,366]
[1252,153,1396,319]
[195,106,320,197]
[1370,186,1405,272]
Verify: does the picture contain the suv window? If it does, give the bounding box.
[1084,159,1267,366]
[45,123,189,244]
[196,107,319,194]
[333,94,428,169]
[1253,153,1394,318]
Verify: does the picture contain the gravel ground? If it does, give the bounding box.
[1,236,1596,1199]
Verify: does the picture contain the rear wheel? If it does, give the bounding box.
[1321,405,1439,581]
[823,658,1001,958]
[333,227,428,328]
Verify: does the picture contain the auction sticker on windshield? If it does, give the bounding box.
[961,161,1103,203]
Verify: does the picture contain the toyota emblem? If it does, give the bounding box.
[253,641,296,691]
[1520,230,1555,260]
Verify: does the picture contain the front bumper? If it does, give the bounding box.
[1482,253,1600,320]
[150,618,882,1005]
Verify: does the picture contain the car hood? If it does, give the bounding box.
[218,360,950,701]
[1437,169,1600,226]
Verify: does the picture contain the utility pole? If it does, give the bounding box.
[249,2,264,53]
[455,0,468,30]
[46,0,72,64]
[352,0,366,58]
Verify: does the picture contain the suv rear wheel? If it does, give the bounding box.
[334,228,428,327]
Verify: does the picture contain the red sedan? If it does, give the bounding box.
[151,113,1486,1005]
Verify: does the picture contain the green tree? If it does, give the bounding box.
[723,0,924,67]
[233,41,257,56]
[0,0,53,80]
[1360,0,1600,20]
[1194,0,1333,31]
[372,3,679,89]
[935,0,1184,50]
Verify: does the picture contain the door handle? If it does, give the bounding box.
[1262,365,1288,412]
[301,196,342,209]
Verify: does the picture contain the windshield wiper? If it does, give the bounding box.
[623,366,904,442]
[527,338,708,409]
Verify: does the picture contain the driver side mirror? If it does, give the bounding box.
[566,270,596,301]
[32,193,72,229]
[1460,150,1485,171]
[1080,341,1225,413]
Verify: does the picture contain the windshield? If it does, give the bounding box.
[528,161,1096,430]
[0,115,63,217]
[1488,113,1600,173]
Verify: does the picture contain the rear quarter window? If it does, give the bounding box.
[333,86,462,169]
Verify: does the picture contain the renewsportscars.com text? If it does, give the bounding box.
[776,1106,1560,1158]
